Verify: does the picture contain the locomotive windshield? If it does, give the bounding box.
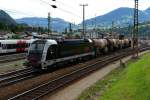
[28,40,46,60]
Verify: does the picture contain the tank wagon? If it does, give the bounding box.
[92,39,108,55]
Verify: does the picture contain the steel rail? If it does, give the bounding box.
[9,47,150,100]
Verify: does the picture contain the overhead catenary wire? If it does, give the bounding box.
[39,0,49,4]
[0,7,54,28]
[38,0,82,19]
[0,7,70,24]
[57,7,82,18]
[0,7,38,17]
[55,0,81,13]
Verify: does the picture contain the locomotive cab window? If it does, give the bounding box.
[28,40,46,60]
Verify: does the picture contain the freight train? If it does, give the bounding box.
[0,39,33,54]
[26,38,131,70]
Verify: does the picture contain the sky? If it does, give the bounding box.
[0,0,149,23]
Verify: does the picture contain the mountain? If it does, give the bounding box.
[145,7,150,14]
[83,7,150,28]
[15,7,150,31]
[16,17,70,32]
[0,10,16,25]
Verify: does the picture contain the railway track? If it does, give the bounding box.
[0,67,35,87]
[0,53,26,63]
[8,47,150,100]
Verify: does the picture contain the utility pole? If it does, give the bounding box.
[94,14,97,29]
[48,12,51,34]
[111,21,114,38]
[128,24,131,38]
[132,0,139,58]
[47,0,57,35]
[69,23,72,34]
[80,4,88,38]
[94,14,97,38]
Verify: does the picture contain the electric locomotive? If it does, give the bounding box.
[27,39,95,70]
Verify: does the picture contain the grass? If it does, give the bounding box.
[78,52,150,100]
